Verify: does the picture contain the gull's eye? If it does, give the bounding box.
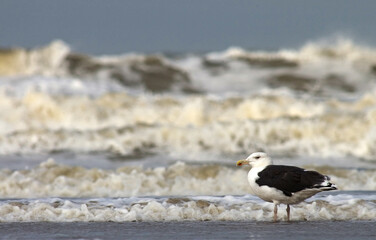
[255,156,260,160]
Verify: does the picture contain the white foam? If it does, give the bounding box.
[0,160,375,199]
[2,91,376,160]
[0,40,69,77]
[0,193,375,222]
[2,39,376,161]
[2,37,376,97]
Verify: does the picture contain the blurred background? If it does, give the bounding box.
[0,1,376,221]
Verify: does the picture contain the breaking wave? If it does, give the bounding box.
[0,193,375,222]
[1,37,376,96]
[0,91,376,160]
[0,160,374,199]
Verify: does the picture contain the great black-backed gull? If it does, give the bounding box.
[236,152,337,221]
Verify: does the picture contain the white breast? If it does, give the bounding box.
[247,167,280,203]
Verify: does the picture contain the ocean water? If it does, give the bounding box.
[0,39,376,239]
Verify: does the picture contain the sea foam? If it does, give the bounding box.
[0,160,374,198]
[0,193,375,222]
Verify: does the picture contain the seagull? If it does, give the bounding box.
[236,152,337,221]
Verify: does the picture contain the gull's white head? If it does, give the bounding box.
[236,152,272,168]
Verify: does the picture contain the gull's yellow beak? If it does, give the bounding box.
[236,159,247,166]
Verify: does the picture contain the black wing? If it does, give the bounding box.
[256,165,327,196]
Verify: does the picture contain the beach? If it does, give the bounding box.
[1,221,375,240]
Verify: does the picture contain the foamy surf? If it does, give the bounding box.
[1,39,376,161]
[0,193,375,222]
[1,38,376,96]
[0,160,375,199]
[1,91,376,160]
[1,39,376,226]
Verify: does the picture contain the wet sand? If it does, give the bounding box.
[0,220,375,240]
